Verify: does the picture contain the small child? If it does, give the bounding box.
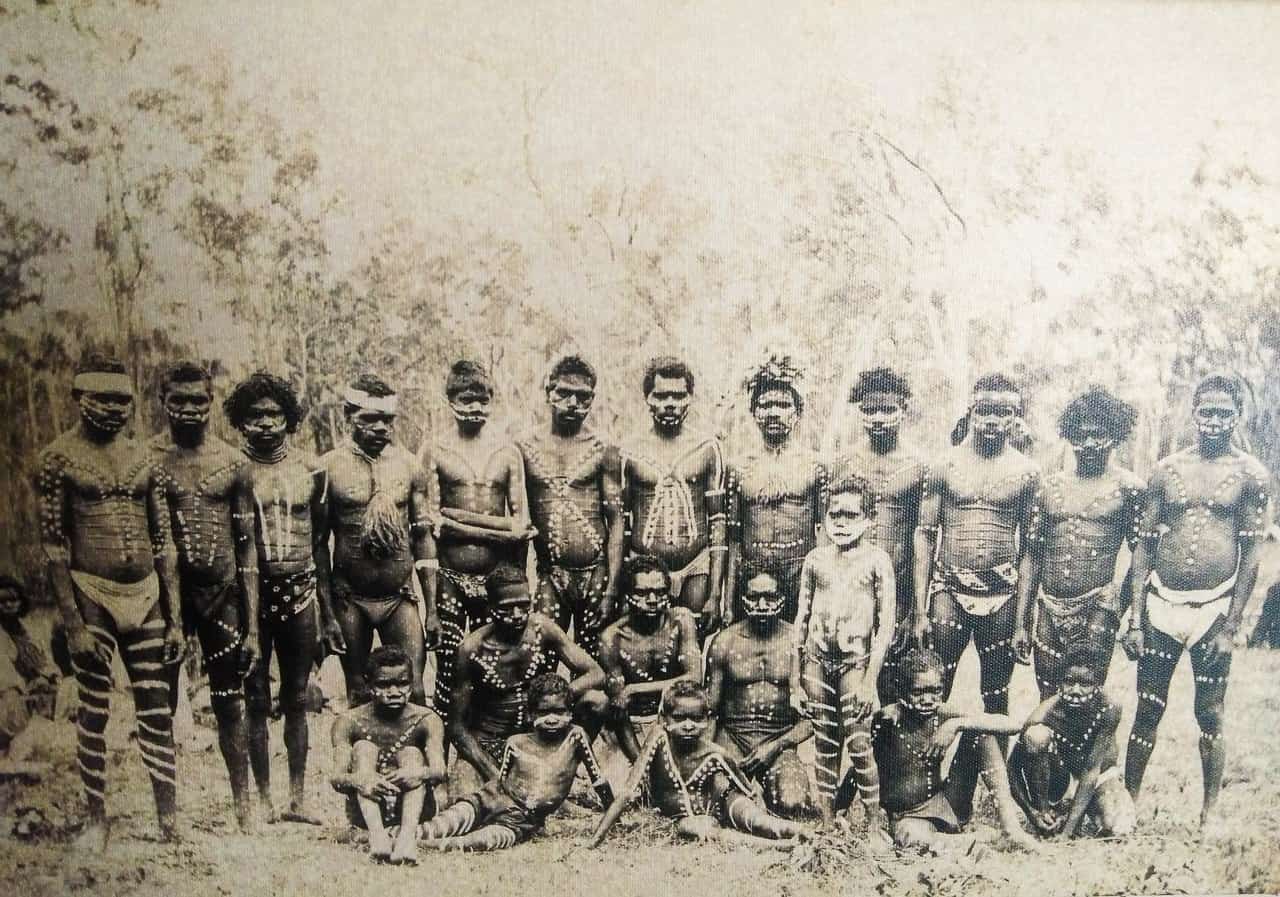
[1007,647,1134,839]
[590,680,808,849]
[330,646,447,865]
[794,478,895,822]
[867,649,1034,853]
[419,673,613,851]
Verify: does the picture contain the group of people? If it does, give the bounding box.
[30,348,1271,864]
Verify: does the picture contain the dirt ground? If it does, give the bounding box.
[2,631,1279,897]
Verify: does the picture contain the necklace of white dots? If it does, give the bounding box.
[896,718,941,787]
[618,625,679,681]
[1052,705,1105,755]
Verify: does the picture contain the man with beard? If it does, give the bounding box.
[225,371,344,825]
[517,356,624,660]
[621,358,727,632]
[449,561,606,782]
[829,367,927,703]
[153,361,260,831]
[322,375,437,706]
[598,555,701,760]
[1122,374,1270,827]
[35,354,183,849]
[422,361,533,725]
[722,357,827,625]
[914,373,1040,714]
[705,570,814,820]
[1013,387,1144,696]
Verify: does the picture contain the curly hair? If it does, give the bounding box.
[745,355,804,414]
[624,553,672,594]
[1193,373,1244,410]
[445,360,493,398]
[364,645,412,680]
[223,371,305,432]
[827,473,877,518]
[1057,386,1138,443]
[527,672,573,712]
[486,560,529,596]
[896,647,945,690]
[659,679,710,716]
[161,360,213,395]
[547,355,597,390]
[0,574,29,618]
[75,353,127,377]
[643,356,694,395]
[849,367,911,403]
[1061,646,1104,682]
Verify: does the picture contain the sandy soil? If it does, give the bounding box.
[2,639,1279,897]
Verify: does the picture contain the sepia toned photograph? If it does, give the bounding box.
[1,1,1278,894]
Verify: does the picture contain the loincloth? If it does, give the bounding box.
[802,635,870,673]
[888,789,961,833]
[336,581,415,628]
[438,567,491,604]
[70,570,160,634]
[716,721,803,790]
[929,562,1017,617]
[260,569,317,625]
[455,779,548,842]
[540,563,604,606]
[1146,571,1235,649]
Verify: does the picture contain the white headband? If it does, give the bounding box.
[74,372,133,395]
[344,387,398,414]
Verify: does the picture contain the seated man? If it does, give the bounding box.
[866,649,1034,853]
[330,647,446,865]
[419,673,613,851]
[449,562,607,782]
[599,555,700,760]
[706,569,814,820]
[1008,647,1134,839]
[590,681,809,850]
[0,575,58,760]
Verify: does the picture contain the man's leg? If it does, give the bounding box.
[536,570,573,636]
[761,748,815,820]
[721,794,807,844]
[945,732,1034,848]
[803,657,841,816]
[574,565,609,662]
[930,590,973,702]
[422,824,519,852]
[245,624,277,821]
[1008,726,1068,836]
[419,799,478,840]
[1086,609,1121,685]
[380,599,427,706]
[349,741,394,860]
[69,604,117,851]
[1032,608,1068,701]
[119,608,179,839]
[676,571,711,619]
[390,746,428,864]
[276,608,322,824]
[197,601,254,831]
[973,599,1017,715]
[333,596,374,707]
[1188,617,1232,827]
[838,665,881,823]
[1124,625,1181,801]
[433,577,467,724]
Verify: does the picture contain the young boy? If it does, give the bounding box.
[795,478,896,822]
[590,681,809,849]
[866,649,1035,853]
[1008,647,1135,839]
[419,673,613,851]
[330,646,446,865]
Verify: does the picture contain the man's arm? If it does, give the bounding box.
[1122,468,1165,660]
[615,611,700,703]
[35,452,103,664]
[1224,465,1272,640]
[572,727,615,808]
[230,464,261,674]
[864,552,897,691]
[146,464,183,665]
[721,465,741,626]
[446,640,501,781]
[932,703,1022,751]
[311,466,344,655]
[1014,480,1048,663]
[1060,704,1121,838]
[589,726,660,847]
[547,619,605,697]
[912,463,942,645]
[600,445,625,618]
[408,460,440,645]
[417,711,448,787]
[705,440,729,627]
[793,555,817,669]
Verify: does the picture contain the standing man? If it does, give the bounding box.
[1122,374,1270,827]
[622,357,727,632]
[830,367,928,702]
[36,354,182,850]
[322,374,437,707]
[225,371,344,825]
[1014,387,1143,696]
[518,355,624,660]
[153,361,260,832]
[914,373,1040,714]
[422,360,532,725]
[723,356,828,625]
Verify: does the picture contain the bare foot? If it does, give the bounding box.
[280,807,324,826]
[72,820,109,853]
[390,835,418,866]
[1004,828,1038,852]
[368,829,393,861]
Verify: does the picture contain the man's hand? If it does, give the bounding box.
[163,624,186,666]
[1012,626,1032,665]
[740,742,780,777]
[911,613,932,649]
[699,597,722,638]
[1201,626,1236,665]
[238,636,261,680]
[353,773,396,800]
[322,619,347,656]
[847,685,877,723]
[927,719,961,758]
[422,612,441,649]
[1120,626,1144,661]
[68,626,111,666]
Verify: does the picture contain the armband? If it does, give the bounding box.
[237,566,259,577]
[704,488,725,497]
[708,545,729,553]
[707,513,727,522]
[916,523,939,535]
[415,559,440,571]
[409,520,432,534]
[232,512,256,521]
